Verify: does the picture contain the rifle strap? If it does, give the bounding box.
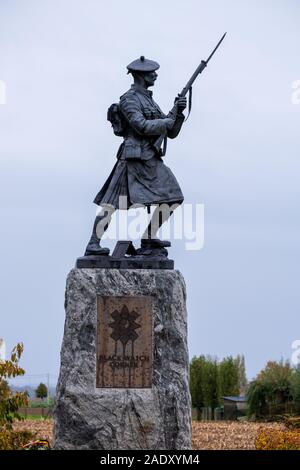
[162,133,168,156]
[185,86,192,121]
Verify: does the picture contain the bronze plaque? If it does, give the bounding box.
[96,296,152,388]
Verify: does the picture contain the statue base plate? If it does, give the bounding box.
[76,255,174,270]
[77,240,174,269]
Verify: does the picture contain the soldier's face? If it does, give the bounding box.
[143,71,158,87]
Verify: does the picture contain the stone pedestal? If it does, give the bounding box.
[54,268,191,450]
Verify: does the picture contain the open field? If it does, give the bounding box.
[13,419,286,450]
[192,421,285,450]
[13,419,54,447]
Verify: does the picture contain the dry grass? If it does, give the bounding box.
[192,421,285,450]
[13,419,54,447]
[13,418,285,450]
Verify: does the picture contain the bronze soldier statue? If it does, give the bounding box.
[85,56,187,257]
[84,35,226,258]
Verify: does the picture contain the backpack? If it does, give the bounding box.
[107,103,127,137]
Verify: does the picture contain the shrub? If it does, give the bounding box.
[0,343,34,449]
[285,416,300,430]
[255,427,300,450]
[0,429,34,450]
[0,343,28,428]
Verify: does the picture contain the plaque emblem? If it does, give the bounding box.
[109,305,141,351]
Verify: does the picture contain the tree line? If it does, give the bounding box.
[246,360,300,417]
[190,355,300,419]
[189,354,247,414]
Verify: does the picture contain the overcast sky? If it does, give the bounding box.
[1,0,300,383]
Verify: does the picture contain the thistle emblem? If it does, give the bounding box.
[109,304,141,347]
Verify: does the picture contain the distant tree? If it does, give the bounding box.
[235,354,247,394]
[202,357,220,414]
[290,367,300,412]
[35,383,48,400]
[246,380,270,417]
[0,343,28,429]
[190,355,221,418]
[246,360,293,418]
[190,356,206,410]
[257,360,292,404]
[219,356,240,397]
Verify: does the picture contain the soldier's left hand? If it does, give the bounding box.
[175,96,187,112]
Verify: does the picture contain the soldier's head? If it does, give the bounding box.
[127,56,159,88]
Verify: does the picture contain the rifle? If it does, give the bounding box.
[153,32,227,154]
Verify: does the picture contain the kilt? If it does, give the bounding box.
[93,155,184,209]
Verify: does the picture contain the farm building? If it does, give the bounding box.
[223,396,247,420]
